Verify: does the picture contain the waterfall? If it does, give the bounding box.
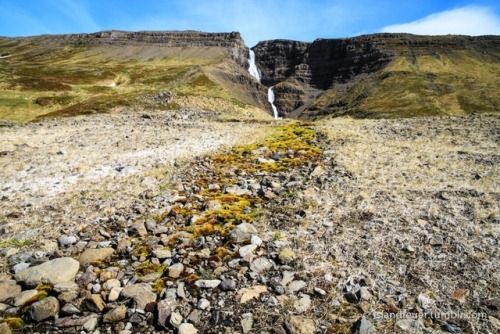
[247,49,260,82]
[268,87,279,119]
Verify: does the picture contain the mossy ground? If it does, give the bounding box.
[0,39,269,123]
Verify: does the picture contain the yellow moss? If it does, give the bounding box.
[152,278,166,293]
[136,260,166,276]
[3,317,25,330]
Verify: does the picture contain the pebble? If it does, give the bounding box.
[169,311,183,327]
[395,319,421,332]
[121,283,157,310]
[288,280,307,293]
[178,323,198,334]
[103,305,127,323]
[13,289,38,307]
[58,235,77,246]
[194,280,221,289]
[79,247,115,266]
[168,263,184,278]
[279,248,296,265]
[197,298,210,310]
[15,257,79,287]
[220,279,237,291]
[251,235,263,246]
[0,281,21,302]
[230,223,258,244]
[28,296,59,322]
[250,257,274,273]
[239,244,257,258]
[157,298,177,328]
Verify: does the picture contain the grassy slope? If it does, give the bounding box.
[0,37,268,123]
[303,41,500,119]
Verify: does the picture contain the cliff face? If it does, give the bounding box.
[21,30,249,67]
[253,34,500,118]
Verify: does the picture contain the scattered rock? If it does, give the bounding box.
[0,281,21,302]
[121,283,157,310]
[178,323,198,334]
[220,279,237,291]
[288,280,307,293]
[168,263,184,278]
[79,247,115,266]
[194,280,221,289]
[197,298,210,310]
[250,257,274,273]
[354,316,375,334]
[285,315,315,334]
[157,298,177,327]
[103,305,127,323]
[237,285,267,303]
[15,257,79,287]
[13,289,38,306]
[82,294,106,313]
[58,235,77,246]
[0,322,11,334]
[170,311,183,328]
[230,223,258,244]
[395,319,421,332]
[241,314,254,333]
[28,296,59,322]
[429,235,443,246]
[239,244,257,258]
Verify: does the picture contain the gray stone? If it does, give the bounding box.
[61,303,80,315]
[177,282,186,298]
[359,287,372,301]
[82,294,105,313]
[157,298,177,328]
[83,315,98,331]
[79,247,114,266]
[355,316,375,334]
[108,287,123,302]
[13,289,38,306]
[251,235,263,246]
[0,281,21,302]
[194,279,221,289]
[103,305,127,323]
[250,257,274,273]
[285,315,315,334]
[58,235,77,246]
[241,314,254,333]
[220,279,237,291]
[58,291,78,303]
[15,257,79,287]
[28,296,59,322]
[295,294,311,313]
[429,235,443,246]
[239,244,257,258]
[55,315,96,327]
[230,223,258,244]
[169,311,183,328]
[11,262,30,274]
[153,248,172,259]
[103,278,121,290]
[197,298,210,310]
[395,319,421,332]
[168,263,184,278]
[288,280,307,293]
[53,281,79,294]
[121,283,157,310]
[131,220,148,236]
[178,323,198,334]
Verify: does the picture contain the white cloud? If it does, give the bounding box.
[382,6,500,36]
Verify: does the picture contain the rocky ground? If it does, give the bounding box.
[0,111,498,334]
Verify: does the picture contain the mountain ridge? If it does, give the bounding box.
[0,30,499,122]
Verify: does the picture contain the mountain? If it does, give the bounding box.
[0,30,269,123]
[253,33,500,119]
[0,31,499,123]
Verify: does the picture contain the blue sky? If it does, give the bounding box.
[0,0,499,46]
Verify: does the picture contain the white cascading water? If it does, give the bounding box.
[268,87,279,119]
[247,49,279,119]
[247,49,260,82]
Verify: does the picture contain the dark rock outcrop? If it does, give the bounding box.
[253,33,500,118]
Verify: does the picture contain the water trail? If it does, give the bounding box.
[268,87,279,119]
[247,49,260,82]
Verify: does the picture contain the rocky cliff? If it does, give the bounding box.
[253,34,500,118]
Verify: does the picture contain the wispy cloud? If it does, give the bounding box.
[382,6,500,36]
[49,0,101,33]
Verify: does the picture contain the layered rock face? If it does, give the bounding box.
[24,30,249,67]
[252,34,500,118]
